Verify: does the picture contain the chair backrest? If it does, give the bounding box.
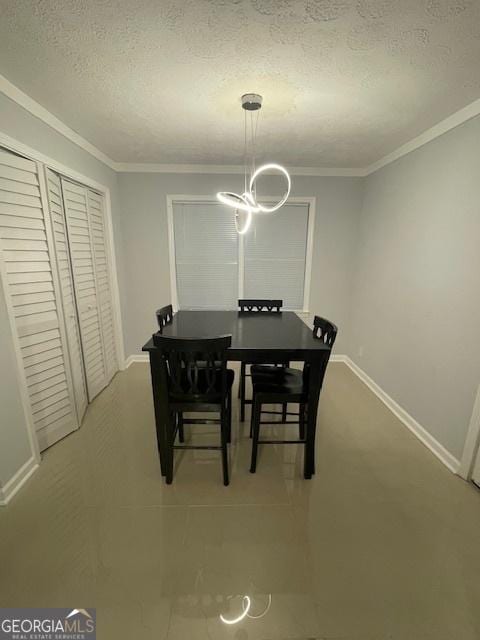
[238,299,283,313]
[302,316,338,389]
[156,304,173,333]
[313,316,338,348]
[152,334,232,402]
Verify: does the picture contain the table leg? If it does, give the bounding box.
[149,350,168,476]
[304,355,327,479]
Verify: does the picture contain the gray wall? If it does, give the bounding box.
[118,172,362,356]
[350,115,480,461]
[0,93,124,494]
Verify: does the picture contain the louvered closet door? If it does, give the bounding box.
[87,190,118,382]
[46,170,88,421]
[0,149,78,450]
[61,178,107,400]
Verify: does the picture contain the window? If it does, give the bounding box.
[172,201,238,309]
[168,197,314,311]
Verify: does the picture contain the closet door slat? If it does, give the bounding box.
[46,170,89,418]
[61,178,107,400]
[0,149,78,451]
[87,190,118,382]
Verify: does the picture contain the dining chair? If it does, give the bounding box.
[152,333,234,485]
[237,299,289,423]
[156,304,174,332]
[239,299,283,313]
[249,316,337,474]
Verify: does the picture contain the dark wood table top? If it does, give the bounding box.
[142,310,330,361]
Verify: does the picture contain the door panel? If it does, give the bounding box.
[61,178,107,401]
[87,190,118,383]
[0,148,78,450]
[46,170,88,420]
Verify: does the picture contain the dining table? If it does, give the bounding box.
[142,310,331,479]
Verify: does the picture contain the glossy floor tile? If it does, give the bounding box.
[1,362,480,639]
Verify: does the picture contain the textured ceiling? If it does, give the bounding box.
[1,0,480,166]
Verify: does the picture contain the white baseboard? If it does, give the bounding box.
[0,456,39,506]
[338,355,460,474]
[124,354,149,368]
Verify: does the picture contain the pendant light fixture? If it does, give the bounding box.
[216,94,291,234]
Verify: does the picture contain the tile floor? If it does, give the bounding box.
[1,362,479,639]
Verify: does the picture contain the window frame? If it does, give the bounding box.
[166,195,316,314]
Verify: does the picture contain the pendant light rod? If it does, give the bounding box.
[216,93,291,234]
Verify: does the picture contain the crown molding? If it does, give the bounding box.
[0,74,117,170]
[365,97,480,175]
[2,74,480,178]
[114,162,366,176]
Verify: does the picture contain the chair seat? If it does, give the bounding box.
[170,368,235,400]
[250,362,289,376]
[251,366,304,396]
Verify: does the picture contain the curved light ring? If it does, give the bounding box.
[249,163,291,214]
[234,193,253,234]
[217,191,260,213]
[246,593,272,620]
[220,596,251,625]
[235,207,253,235]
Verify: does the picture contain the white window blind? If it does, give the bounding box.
[173,201,239,309]
[171,200,311,311]
[244,203,309,310]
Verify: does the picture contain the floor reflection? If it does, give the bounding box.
[1,362,480,639]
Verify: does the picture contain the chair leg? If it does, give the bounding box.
[221,407,230,486]
[227,389,232,443]
[178,412,184,443]
[282,403,287,423]
[301,403,315,475]
[249,392,255,438]
[238,362,245,398]
[237,362,242,398]
[166,412,175,484]
[306,404,316,475]
[240,362,246,422]
[299,403,306,440]
[250,397,261,473]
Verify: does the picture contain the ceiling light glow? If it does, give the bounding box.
[216,94,291,233]
[249,163,291,214]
